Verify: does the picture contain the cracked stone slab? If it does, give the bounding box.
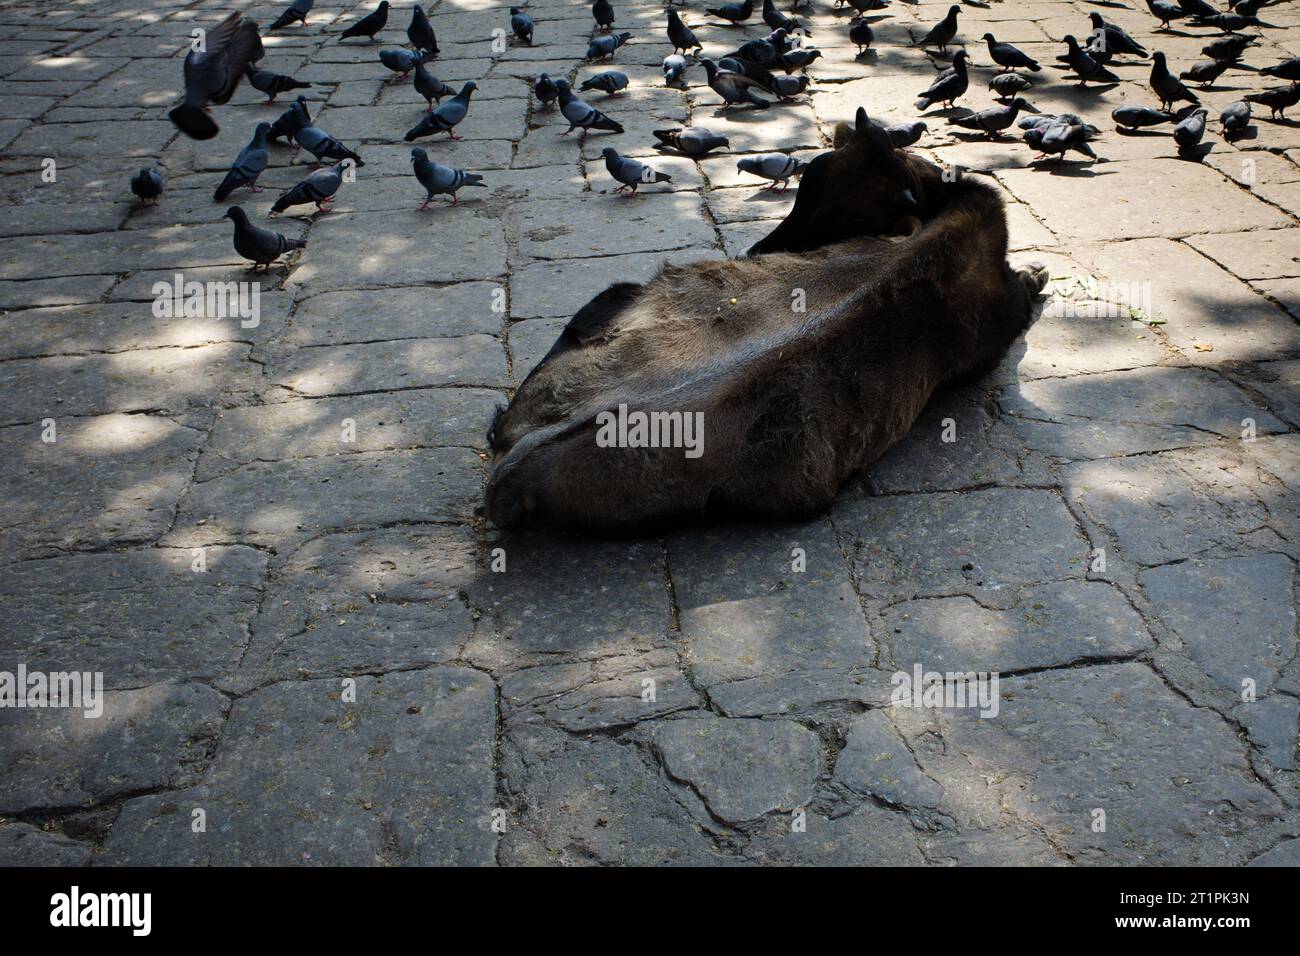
[270,334,509,396]
[0,822,91,866]
[741,803,926,865]
[0,413,203,560]
[1,545,266,688]
[831,709,943,812]
[1234,695,1300,772]
[834,488,1090,606]
[99,669,497,865]
[667,519,873,688]
[283,283,504,348]
[509,192,716,261]
[652,716,822,823]
[0,682,226,815]
[707,669,897,718]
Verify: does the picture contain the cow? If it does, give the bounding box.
[485,108,1047,535]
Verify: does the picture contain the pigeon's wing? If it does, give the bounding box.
[208,16,264,105]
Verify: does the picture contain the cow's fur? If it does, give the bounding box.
[486,109,1047,535]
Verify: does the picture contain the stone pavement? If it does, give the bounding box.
[1,0,1299,866]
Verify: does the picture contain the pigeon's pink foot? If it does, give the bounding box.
[447,131,463,140]
[418,200,430,210]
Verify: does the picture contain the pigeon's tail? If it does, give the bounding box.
[914,96,933,110]
[271,194,296,214]
[1028,61,1042,72]
[746,90,771,109]
[337,148,366,167]
[169,104,219,140]
[594,116,625,133]
[268,11,295,31]
[339,23,368,39]
[284,236,307,252]
[213,172,242,202]
[652,129,677,146]
[287,78,313,91]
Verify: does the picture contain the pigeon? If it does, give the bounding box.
[990,72,1034,101]
[731,31,783,65]
[706,0,755,24]
[763,0,807,35]
[594,0,616,32]
[915,6,960,53]
[244,64,311,102]
[169,11,264,140]
[269,0,313,31]
[1150,51,1200,110]
[404,80,476,140]
[581,70,630,95]
[653,126,730,156]
[701,58,771,109]
[1060,35,1120,86]
[340,1,389,42]
[1178,0,1221,18]
[1112,104,1174,129]
[664,54,689,85]
[535,73,559,108]
[1202,35,1257,61]
[771,73,810,100]
[667,11,702,54]
[1172,107,1209,153]
[272,162,344,214]
[408,5,439,55]
[737,153,805,190]
[214,122,271,201]
[1231,0,1268,16]
[294,117,364,166]
[130,165,165,205]
[1245,84,1300,119]
[587,32,632,60]
[718,54,780,88]
[1261,58,1300,84]
[1193,12,1260,32]
[411,147,485,208]
[380,48,427,80]
[225,205,304,269]
[1220,99,1251,136]
[555,79,625,135]
[1180,59,1233,87]
[916,50,969,109]
[779,47,821,73]
[948,98,1031,138]
[1146,0,1186,28]
[602,147,672,195]
[983,33,1040,72]
[845,0,890,11]
[849,19,873,56]
[1087,13,1147,58]
[414,60,453,110]
[886,120,927,148]
[1022,115,1100,161]
[510,7,535,44]
[268,95,309,144]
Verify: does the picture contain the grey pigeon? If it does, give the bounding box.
[408,5,439,55]
[1193,12,1260,31]
[1146,0,1186,28]
[1261,58,1300,84]
[1088,13,1147,58]
[763,0,807,35]
[1232,0,1268,16]
[380,48,426,80]
[771,73,810,100]
[1245,84,1300,119]
[268,95,309,144]
[1060,35,1120,86]
[1172,107,1208,153]
[1180,59,1233,87]
[989,72,1033,101]
[1112,105,1174,130]
[778,47,821,73]
[916,50,969,109]
[653,126,729,156]
[294,117,364,166]
[886,120,927,148]
[667,11,701,54]
[587,32,632,60]
[581,70,630,96]
[269,0,313,31]
[271,162,344,214]
[130,165,165,205]
[983,33,1040,72]
[1220,100,1251,137]
[225,205,304,269]
[602,147,672,196]
[1150,51,1200,110]
[718,55,780,91]
[1022,114,1100,162]
[340,1,389,41]
[948,98,1030,138]
[732,31,783,65]
[663,54,689,85]
[594,0,616,32]
[169,11,264,140]
[849,19,873,55]
[701,58,771,109]
[535,74,559,108]
[405,81,476,140]
[916,5,960,53]
[244,63,311,102]
[1203,35,1257,61]
[411,147,485,208]
[555,79,624,135]
[214,122,271,201]
[706,0,755,24]
[737,153,805,190]
[1178,0,1221,17]
[845,0,890,11]
[414,59,453,110]
[510,7,535,44]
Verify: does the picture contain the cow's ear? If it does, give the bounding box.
[855,107,870,132]
[832,121,853,149]
[858,119,896,163]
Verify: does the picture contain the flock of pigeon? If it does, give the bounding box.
[127,0,1300,270]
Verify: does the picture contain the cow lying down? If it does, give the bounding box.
[486,109,1048,534]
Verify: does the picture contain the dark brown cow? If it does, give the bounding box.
[485,109,1047,534]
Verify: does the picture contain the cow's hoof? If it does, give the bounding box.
[1017,261,1050,295]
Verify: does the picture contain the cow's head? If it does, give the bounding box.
[749,108,932,256]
